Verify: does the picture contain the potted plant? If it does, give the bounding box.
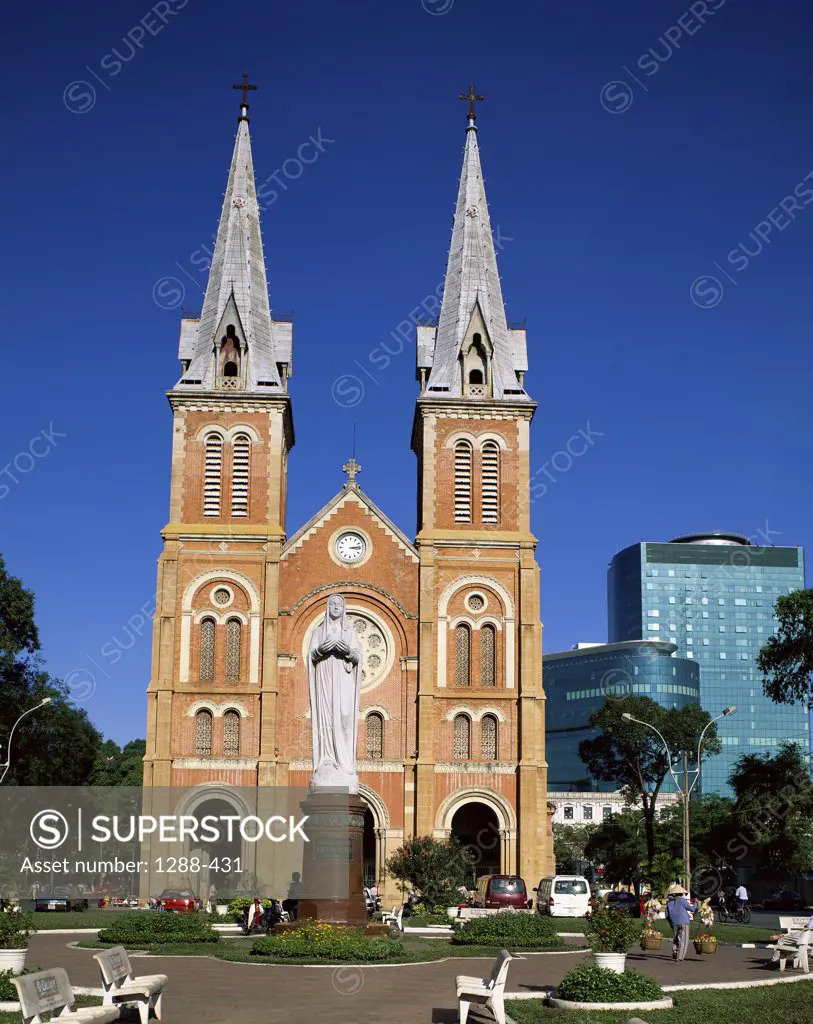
[0,911,36,974]
[640,926,663,951]
[693,932,718,955]
[584,900,640,973]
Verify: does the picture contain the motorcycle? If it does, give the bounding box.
[364,888,381,919]
[242,898,286,935]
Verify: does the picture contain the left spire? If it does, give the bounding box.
[175,78,292,394]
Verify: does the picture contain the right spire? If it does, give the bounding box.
[418,87,529,401]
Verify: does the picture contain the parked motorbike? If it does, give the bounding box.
[242,898,286,935]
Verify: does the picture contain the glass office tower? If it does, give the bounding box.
[608,532,807,796]
[544,640,700,791]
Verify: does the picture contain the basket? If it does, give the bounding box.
[640,934,664,950]
[693,938,718,954]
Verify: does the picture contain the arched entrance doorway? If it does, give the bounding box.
[451,802,501,887]
[362,807,376,889]
[187,797,244,899]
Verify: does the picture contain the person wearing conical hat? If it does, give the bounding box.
[665,884,698,962]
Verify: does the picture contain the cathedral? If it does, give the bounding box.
[142,84,554,899]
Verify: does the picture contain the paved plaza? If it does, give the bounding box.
[25,931,800,1023]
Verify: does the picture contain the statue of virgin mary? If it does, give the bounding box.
[307,594,362,793]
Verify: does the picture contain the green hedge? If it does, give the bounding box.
[98,912,219,945]
[451,911,562,948]
[556,965,664,1003]
[251,922,401,961]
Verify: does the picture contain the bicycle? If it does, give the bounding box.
[717,896,750,924]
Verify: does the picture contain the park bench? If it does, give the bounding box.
[12,967,119,1024]
[381,905,404,931]
[456,948,514,1024]
[769,915,813,974]
[92,946,168,1023]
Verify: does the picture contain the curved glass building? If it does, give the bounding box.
[544,640,700,793]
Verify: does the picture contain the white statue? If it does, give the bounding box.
[307,594,362,793]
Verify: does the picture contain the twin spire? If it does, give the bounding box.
[175,81,527,401]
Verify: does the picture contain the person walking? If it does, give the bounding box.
[282,872,301,921]
[666,884,698,962]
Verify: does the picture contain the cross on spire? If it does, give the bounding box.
[232,73,257,121]
[459,83,484,124]
[342,457,362,484]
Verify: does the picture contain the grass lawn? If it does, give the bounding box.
[507,979,813,1023]
[30,910,149,930]
[76,934,579,964]
[540,916,774,946]
[0,997,101,1024]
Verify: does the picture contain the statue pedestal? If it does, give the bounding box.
[297,791,367,925]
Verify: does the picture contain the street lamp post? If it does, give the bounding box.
[621,706,736,892]
[0,698,52,784]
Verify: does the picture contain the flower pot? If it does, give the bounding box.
[447,907,462,921]
[0,948,27,974]
[593,952,626,973]
[215,905,229,916]
[640,935,663,951]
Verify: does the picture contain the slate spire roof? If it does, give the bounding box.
[175,100,291,392]
[421,113,529,400]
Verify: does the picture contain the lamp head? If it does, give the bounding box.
[621,713,633,721]
[40,697,52,706]
[722,705,736,716]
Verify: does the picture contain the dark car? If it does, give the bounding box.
[605,890,641,918]
[155,889,200,913]
[762,889,805,912]
[35,888,89,913]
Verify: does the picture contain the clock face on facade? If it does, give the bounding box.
[335,531,367,563]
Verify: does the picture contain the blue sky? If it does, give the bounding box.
[1,0,811,745]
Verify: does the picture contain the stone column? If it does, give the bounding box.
[296,792,367,925]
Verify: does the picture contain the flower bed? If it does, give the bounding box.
[450,910,564,949]
[98,912,219,945]
[251,922,401,961]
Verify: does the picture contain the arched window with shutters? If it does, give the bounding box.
[481,714,498,760]
[481,624,496,687]
[225,619,242,681]
[223,709,241,756]
[454,440,473,523]
[203,433,224,517]
[365,712,383,760]
[453,714,471,760]
[231,434,250,516]
[199,618,215,681]
[455,624,471,686]
[195,709,213,756]
[481,440,500,524]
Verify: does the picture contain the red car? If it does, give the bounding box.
[155,889,200,912]
[473,875,530,910]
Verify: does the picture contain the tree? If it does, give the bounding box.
[0,554,104,786]
[91,739,146,786]
[385,836,468,908]
[727,742,813,879]
[758,588,813,708]
[583,811,646,888]
[579,695,721,864]
[553,823,596,874]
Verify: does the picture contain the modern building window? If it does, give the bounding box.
[366,712,383,760]
[199,618,215,681]
[226,619,242,681]
[231,433,250,517]
[454,440,473,523]
[481,624,496,686]
[481,714,498,760]
[203,433,223,516]
[481,440,500,524]
[453,714,471,759]
[455,624,471,685]
[563,806,574,820]
[194,709,213,756]
[223,709,240,755]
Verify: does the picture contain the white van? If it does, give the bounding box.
[534,876,591,917]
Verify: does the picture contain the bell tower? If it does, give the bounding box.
[411,89,552,881]
[143,81,294,790]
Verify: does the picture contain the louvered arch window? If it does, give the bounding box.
[366,712,383,760]
[481,624,496,687]
[231,434,250,517]
[481,440,500,524]
[203,432,224,517]
[223,709,240,756]
[455,624,471,686]
[453,714,471,760]
[454,440,473,523]
[195,709,213,756]
[481,714,498,760]
[199,618,215,681]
